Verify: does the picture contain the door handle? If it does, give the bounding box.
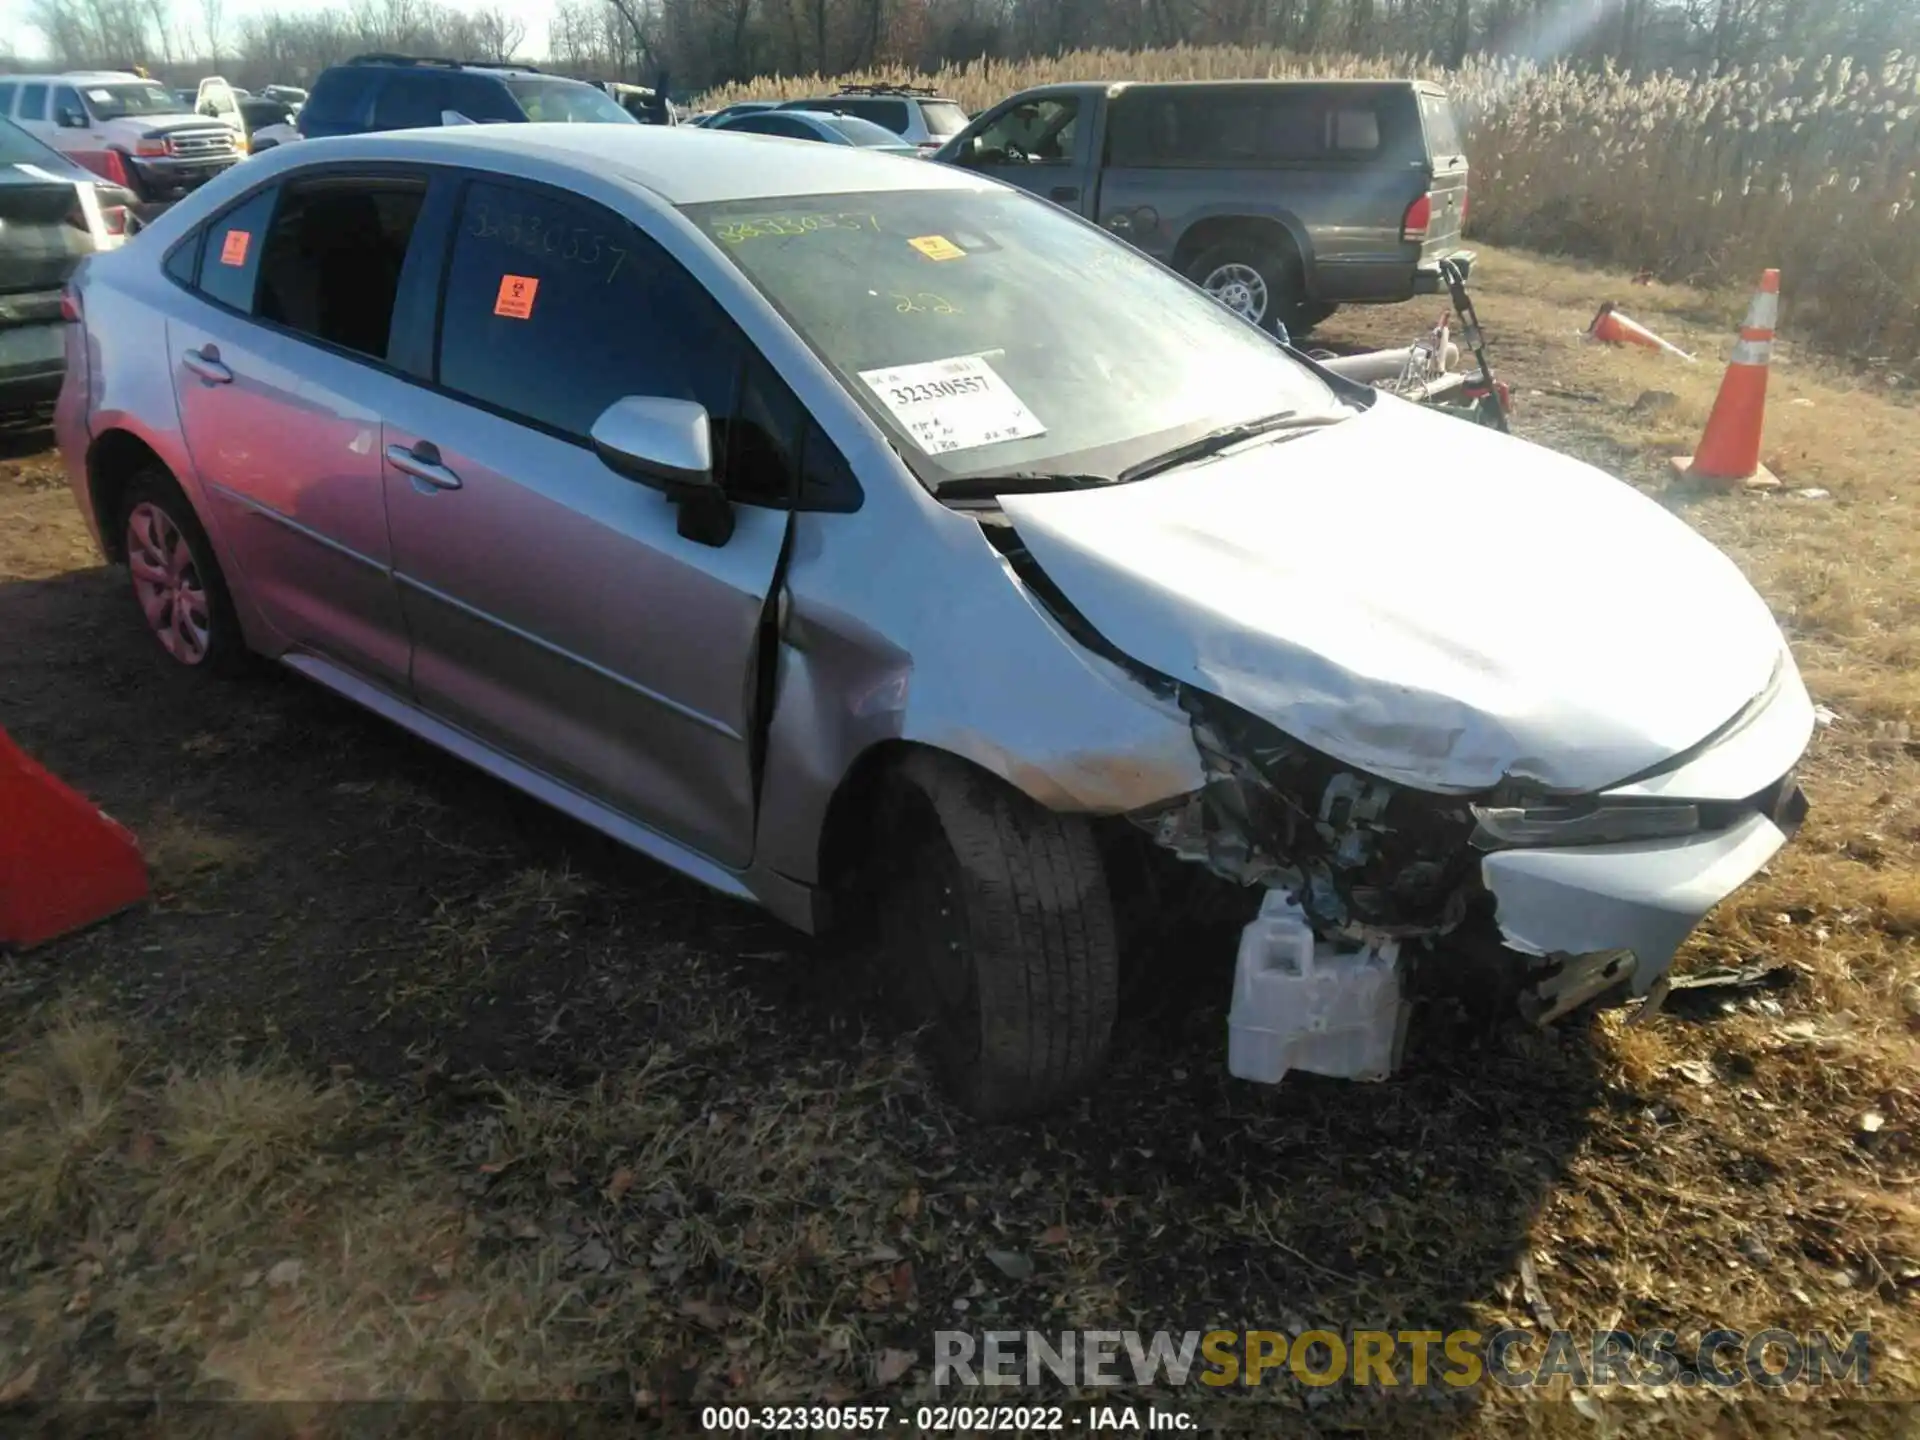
[385,441,462,491]
[182,346,231,384]
[1049,185,1081,202]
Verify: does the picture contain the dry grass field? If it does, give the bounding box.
[1,245,1917,1433]
[699,45,1920,368]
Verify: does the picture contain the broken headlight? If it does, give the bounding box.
[1468,801,1701,850]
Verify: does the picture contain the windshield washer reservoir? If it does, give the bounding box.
[1227,890,1409,1084]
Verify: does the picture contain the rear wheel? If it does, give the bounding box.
[873,751,1120,1120]
[119,469,249,675]
[1188,238,1312,338]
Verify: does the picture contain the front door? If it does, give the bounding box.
[952,95,1092,215]
[380,176,792,869]
[168,173,430,690]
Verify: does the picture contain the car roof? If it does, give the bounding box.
[273,124,986,205]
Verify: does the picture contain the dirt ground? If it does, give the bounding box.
[1,246,1916,1434]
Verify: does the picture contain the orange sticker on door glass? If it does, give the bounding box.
[494,274,539,319]
[908,234,965,261]
[219,230,250,266]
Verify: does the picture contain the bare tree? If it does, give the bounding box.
[472,3,527,60]
[201,0,224,65]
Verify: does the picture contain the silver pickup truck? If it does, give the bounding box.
[931,78,1473,337]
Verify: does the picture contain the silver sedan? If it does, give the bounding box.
[55,125,1811,1118]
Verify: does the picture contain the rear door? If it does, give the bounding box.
[1415,87,1469,260]
[166,170,433,690]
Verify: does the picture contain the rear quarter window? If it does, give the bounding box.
[195,186,279,312]
[1419,91,1465,161]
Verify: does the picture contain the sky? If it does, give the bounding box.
[1,0,560,64]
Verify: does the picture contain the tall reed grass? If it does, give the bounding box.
[698,46,1920,366]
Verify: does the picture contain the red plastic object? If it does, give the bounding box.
[0,728,149,949]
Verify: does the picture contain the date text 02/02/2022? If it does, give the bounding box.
[697,1403,1197,1431]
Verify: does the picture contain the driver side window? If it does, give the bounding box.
[971,98,1079,165]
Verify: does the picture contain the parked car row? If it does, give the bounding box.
[50,115,1813,1120]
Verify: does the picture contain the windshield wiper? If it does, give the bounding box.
[1117,410,1336,485]
[932,471,1112,500]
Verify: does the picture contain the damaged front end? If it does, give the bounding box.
[1139,695,1480,943]
[1127,690,1805,1086]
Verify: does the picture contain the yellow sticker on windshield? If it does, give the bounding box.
[909,234,966,261]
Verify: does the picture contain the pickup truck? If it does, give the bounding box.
[931,78,1473,337]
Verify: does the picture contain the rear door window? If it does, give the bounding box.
[18,85,48,122]
[196,186,280,313]
[255,175,429,360]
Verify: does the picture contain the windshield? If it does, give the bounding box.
[819,113,911,147]
[685,187,1347,486]
[0,116,61,165]
[921,100,968,138]
[501,79,636,124]
[82,82,182,120]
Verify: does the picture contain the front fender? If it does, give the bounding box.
[753,507,1205,889]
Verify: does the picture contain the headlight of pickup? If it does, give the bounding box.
[1469,801,1702,850]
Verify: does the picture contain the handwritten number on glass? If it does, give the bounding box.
[470,207,627,283]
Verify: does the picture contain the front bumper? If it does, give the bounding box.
[1481,791,1805,1001]
[131,154,242,193]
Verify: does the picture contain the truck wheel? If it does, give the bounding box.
[873,751,1120,1121]
[1188,241,1308,338]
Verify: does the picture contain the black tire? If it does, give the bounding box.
[1287,302,1339,338]
[873,751,1120,1120]
[117,468,250,676]
[111,153,152,205]
[1187,239,1311,338]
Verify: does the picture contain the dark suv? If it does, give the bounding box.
[934,79,1472,336]
[297,55,637,137]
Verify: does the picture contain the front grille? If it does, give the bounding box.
[166,129,237,159]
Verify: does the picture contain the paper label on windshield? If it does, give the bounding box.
[86,88,112,102]
[908,234,965,261]
[859,355,1045,455]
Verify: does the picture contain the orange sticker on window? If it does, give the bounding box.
[219,230,250,266]
[908,234,966,261]
[493,274,539,319]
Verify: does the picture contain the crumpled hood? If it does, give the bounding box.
[1000,395,1791,795]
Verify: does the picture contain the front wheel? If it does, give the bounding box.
[873,751,1121,1120]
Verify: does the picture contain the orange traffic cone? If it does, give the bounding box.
[0,728,149,950]
[1671,269,1781,492]
[1587,301,1695,361]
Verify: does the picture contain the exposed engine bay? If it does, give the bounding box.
[1138,691,1480,943]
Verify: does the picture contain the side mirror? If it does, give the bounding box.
[57,107,87,128]
[590,396,734,546]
